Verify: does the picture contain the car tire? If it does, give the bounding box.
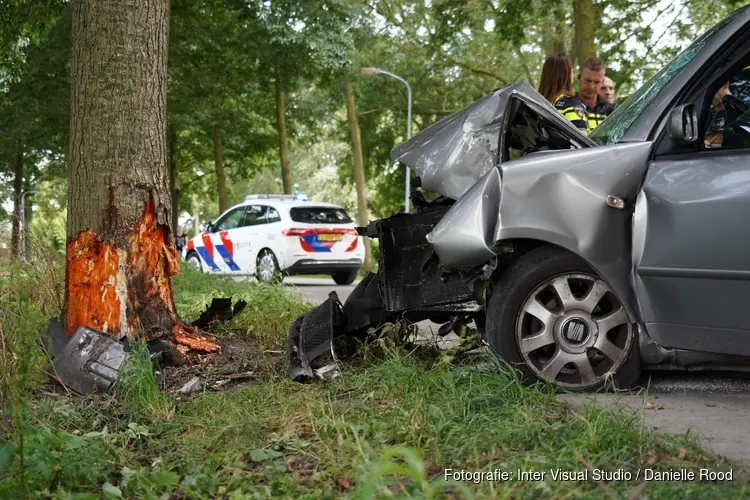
[332,269,358,286]
[256,249,283,283]
[486,246,640,392]
[186,252,203,273]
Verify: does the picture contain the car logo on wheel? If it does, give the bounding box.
[562,318,589,345]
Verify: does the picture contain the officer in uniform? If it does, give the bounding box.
[576,57,615,132]
[554,93,589,133]
[538,52,589,134]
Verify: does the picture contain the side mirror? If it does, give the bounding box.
[668,104,698,144]
[205,222,215,233]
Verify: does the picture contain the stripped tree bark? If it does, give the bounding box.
[343,74,373,271]
[65,0,216,353]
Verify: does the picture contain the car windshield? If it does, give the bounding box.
[590,10,742,146]
[290,206,352,224]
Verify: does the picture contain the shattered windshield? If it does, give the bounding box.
[591,11,740,146]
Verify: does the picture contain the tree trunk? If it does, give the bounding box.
[168,125,180,231]
[23,177,32,260]
[212,124,228,214]
[543,4,567,55]
[573,0,596,65]
[10,146,22,259]
[65,0,216,352]
[343,74,373,271]
[275,73,292,194]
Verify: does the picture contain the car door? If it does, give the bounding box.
[230,205,268,273]
[633,49,750,356]
[203,206,246,274]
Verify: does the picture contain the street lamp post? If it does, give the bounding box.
[361,67,412,213]
[20,189,38,261]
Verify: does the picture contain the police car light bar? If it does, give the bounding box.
[244,194,297,201]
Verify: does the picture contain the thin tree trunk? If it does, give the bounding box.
[168,125,180,231]
[543,4,567,55]
[65,0,215,352]
[275,73,292,194]
[10,146,22,259]
[343,74,373,271]
[23,177,32,260]
[573,0,596,65]
[212,124,228,213]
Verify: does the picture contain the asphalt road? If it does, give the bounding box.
[285,277,750,464]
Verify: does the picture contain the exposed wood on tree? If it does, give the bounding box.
[275,73,293,194]
[573,0,597,65]
[10,145,22,258]
[212,124,228,213]
[65,0,217,352]
[343,74,373,271]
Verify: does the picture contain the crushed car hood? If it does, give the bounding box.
[390,81,595,200]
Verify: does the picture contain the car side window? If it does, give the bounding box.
[703,66,750,150]
[214,207,245,231]
[242,205,268,227]
[267,207,281,223]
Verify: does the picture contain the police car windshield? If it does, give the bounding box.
[590,11,740,146]
[290,207,352,224]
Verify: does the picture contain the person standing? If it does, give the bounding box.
[538,52,588,134]
[600,76,616,106]
[576,58,615,131]
[175,225,187,258]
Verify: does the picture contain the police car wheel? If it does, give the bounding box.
[186,253,203,272]
[486,246,640,392]
[256,250,283,283]
[331,270,357,285]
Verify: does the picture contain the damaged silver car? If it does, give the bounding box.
[289,6,750,391]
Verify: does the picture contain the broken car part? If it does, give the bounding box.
[191,297,248,329]
[46,326,129,395]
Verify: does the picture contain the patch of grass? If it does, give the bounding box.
[116,340,173,422]
[1,266,748,498]
[172,267,312,347]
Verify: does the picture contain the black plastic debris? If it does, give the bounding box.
[46,326,129,395]
[288,291,343,381]
[191,297,248,329]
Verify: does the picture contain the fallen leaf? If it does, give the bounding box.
[678,448,686,460]
[644,401,656,409]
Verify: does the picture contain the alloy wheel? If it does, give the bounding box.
[515,273,632,390]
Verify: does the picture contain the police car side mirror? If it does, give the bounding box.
[669,104,698,144]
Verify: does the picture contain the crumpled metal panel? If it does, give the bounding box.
[47,326,129,395]
[428,142,653,318]
[389,81,593,201]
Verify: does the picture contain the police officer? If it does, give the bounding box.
[576,58,615,131]
[538,52,588,134]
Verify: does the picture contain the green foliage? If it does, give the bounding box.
[116,340,174,422]
[172,266,311,346]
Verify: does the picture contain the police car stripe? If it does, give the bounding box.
[300,234,332,252]
[197,246,220,271]
[215,244,241,271]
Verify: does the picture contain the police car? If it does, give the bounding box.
[184,195,363,285]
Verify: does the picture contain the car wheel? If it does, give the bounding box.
[486,246,640,392]
[332,269,358,285]
[256,249,283,283]
[186,252,203,272]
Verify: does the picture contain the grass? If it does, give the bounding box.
[0,257,748,498]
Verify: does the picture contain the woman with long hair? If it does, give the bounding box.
[538,53,588,133]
